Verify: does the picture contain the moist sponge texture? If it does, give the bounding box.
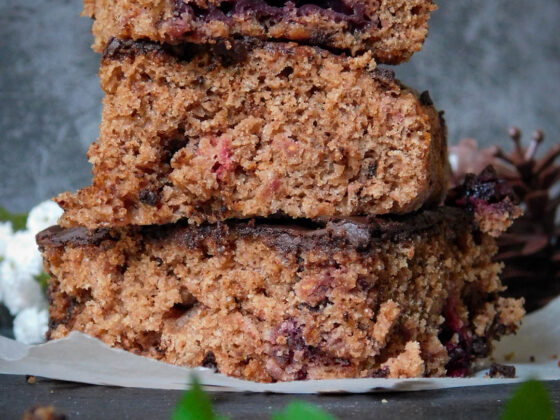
[40,209,524,382]
[56,40,447,229]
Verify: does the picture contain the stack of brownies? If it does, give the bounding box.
[37,0,525,381]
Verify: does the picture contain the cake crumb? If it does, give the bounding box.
[56,40,447,229]
[22,405,66,420]
[26,375,36,384]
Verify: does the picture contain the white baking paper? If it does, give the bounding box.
[1,297,559,393]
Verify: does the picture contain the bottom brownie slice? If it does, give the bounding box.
[37,209,523,382]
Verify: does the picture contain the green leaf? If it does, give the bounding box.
[171,377,228,420]
[271,402,337,420]
[500,380,555,420]
[34,272,50,290]
[0,206,28,231]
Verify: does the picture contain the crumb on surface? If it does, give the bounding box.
[488,363,516,378]
[22,405,66,420]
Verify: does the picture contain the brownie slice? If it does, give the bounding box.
[56,39,448,229]
[38,204,523,382]
[83,0,436,63]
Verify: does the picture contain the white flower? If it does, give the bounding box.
[0,221,13,260]
[0,260,46,315]
[13,307,49,344]
[2,230,43,278]
[26,200,62,235]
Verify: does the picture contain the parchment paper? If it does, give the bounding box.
[1,298,559,393]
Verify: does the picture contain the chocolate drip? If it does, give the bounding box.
[36,226,115,249]
[37,208,472,253]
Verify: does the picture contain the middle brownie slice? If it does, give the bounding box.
[57,38,447,228]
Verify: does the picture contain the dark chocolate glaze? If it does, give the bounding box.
[103,37,202,62]
[102,37,167,61]
[36,207,473,253]
[103,37,259,66]
[36,225,115,250]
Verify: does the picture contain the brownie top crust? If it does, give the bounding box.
[85,0,436,63]
[101,37,399,74]
[36,225,115,250]
[103,37,251,65]
[37,207,471,252]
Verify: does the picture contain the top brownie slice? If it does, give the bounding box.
[83,0,436,63]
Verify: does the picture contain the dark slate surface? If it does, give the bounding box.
[1,375,559,420]
[0,0,559,213]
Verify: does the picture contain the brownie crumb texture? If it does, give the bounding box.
[40,207,524,382]
[56,41,448,229]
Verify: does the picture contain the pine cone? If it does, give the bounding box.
[449,129,560,312]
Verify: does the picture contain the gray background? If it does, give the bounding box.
[1,0,560,213]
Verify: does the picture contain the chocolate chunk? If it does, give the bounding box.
[471,337,490,358]
[139,189,159,206]
[202,351,218,369]
[371,366,390,378]
[295,368,308,381]
[373,67,396,81]
[420,90,433,106]
[211,39,249,66]
[367,162,378,178]
[102,38,164,61]
[36,226,115,249]
[327,220,371,249]
[278,66,294,78]
[488,363,516,378]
